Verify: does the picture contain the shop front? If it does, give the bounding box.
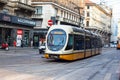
[0,13,36,47]
[0,13,13,46]
[33,29,48,47]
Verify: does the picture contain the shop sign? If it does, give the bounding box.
[34,29,48,34]
[0,14,2,21]
[0,13,11,22]
[17,29,23,35]
[18,18,36,26]
[12,16,36,27]
[2,15,11,22]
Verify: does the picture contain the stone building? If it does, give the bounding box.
[84,0,112,46]
[31,0,112,47]
[117,20,120,39]
[0,0,35,47]
[31,0,84,47]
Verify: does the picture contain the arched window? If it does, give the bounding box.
[86,21,89,27]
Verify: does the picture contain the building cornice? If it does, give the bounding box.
[86,3,112,17]
[32,2,80,16]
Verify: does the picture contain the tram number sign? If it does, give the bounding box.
[49,54,59,59]
[48,20,53,26]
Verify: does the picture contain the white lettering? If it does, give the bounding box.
[18,18,36,25]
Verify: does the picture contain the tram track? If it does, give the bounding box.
[87,49,117,80]
[52,49,116,80]
[87,59,114,80]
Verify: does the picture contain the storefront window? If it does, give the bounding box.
[24,31,29,47]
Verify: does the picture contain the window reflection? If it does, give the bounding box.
[47,29,66,51]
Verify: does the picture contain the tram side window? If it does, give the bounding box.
[91,37,94,48]
[98,38,102,48]
[92,38,96,48]
[97,38,100,48]
[74,35,84,50]
[97,38,99,48]
[65,34,73,50]
[93,38,96,48]
[94,38,98,48]
[96,38,98,48]
[100,39,103,47]
[85,36,91,49]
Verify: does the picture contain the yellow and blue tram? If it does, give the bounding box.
[117,39,120,49]
[44,25,102,61]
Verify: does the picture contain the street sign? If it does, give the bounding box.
[48,20,53,26]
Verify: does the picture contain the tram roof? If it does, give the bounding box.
[49,25,84,34]
[49,25,100,36]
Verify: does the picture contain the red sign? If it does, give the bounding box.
[48,20,53,26]
[17,29,23,35]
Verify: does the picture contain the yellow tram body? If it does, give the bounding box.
[117,40,120,49]
[44,25,102,61]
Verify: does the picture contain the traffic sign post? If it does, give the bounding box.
[48,20,53,26]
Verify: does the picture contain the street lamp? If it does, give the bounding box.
[74,6,83,28]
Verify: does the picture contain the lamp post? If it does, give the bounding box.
[74,6,83,28]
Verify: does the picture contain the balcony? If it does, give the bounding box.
[12,1,35,12]
[0,0,8,5]
[32,14,43,19]
[56,16,78,25]
[32,0,53,2]
[32,0,78,13]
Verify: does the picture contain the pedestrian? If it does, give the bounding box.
[1,41,9,50]
[13,40,16,47]
[21,40,23,48]
[31,40,33,47]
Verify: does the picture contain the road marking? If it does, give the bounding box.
[104,73,111,80]
[117,61,120,79]
[116,64,120,74]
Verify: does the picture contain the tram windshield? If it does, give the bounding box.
[47,29,66,51]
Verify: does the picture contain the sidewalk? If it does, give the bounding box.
[8,46,38,50]
[0,46,39,55]
[0,47,38,52]
[1,46,114,51]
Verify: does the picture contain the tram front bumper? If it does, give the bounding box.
[44,53,59,59]
[44,53,74,60]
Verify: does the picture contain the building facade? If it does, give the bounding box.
[84,0,112,46]
[0,0,36,47]
[31,0,85,47]
[117,20,120,39]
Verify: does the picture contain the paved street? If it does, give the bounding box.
[0,47,120,80]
